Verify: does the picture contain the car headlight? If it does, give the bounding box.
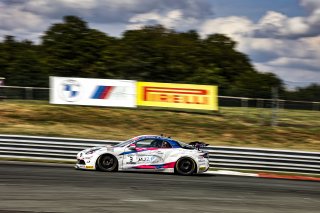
[85,147,101,155]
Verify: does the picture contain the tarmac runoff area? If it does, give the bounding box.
[0,161,319,213]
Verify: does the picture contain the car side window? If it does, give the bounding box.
[134,139,172,148]
[135,139,159,148]
[150,139,164,148]
[160,141,172,148]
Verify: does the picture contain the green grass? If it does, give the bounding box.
[0,100,319,151]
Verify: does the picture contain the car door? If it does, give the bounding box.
[122,138,165,170]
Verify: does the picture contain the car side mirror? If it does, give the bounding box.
[128,144,136,150]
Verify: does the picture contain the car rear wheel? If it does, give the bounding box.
[175,158,196,175]
[97,154,118,172]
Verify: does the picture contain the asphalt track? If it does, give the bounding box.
[0,161,319,213]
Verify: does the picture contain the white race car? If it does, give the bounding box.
[76,135,210,175]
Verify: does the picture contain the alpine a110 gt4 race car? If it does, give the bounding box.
[76,135,210,175]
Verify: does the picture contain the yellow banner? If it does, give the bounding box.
[137,82,218,111]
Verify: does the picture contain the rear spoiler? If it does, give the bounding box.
[188,141,209,150]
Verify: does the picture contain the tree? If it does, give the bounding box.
[285,84,320,101]
[201,34,255,82]
[185,65,228,90]
[0,36,47,86]
[41,16,114,78]
[0,17,293,100]
[104,26,205,82]
[226,72,284,98]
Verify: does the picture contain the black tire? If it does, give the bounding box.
[175,158,196,175]
[96,154,118,172]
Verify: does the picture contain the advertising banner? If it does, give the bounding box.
[137,82,218,110]
[50,77,136,108]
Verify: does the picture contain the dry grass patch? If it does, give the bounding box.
[0,100,319,151]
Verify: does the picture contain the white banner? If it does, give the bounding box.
[50,77,136,108]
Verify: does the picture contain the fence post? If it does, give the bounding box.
[256,98,264,108]
[271,87,279,127]
[0,78,5,100]
[279,100,285,110]
[25,87,34,100]
[313,102,320,111]
[241,98,248,108]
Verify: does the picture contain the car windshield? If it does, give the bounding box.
[113,139,133,147]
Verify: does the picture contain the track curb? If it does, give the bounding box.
[206,170,320,181]
[257,172,320,181]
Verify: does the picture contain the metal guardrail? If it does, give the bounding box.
[0,134,319,174]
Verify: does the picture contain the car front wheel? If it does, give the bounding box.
[96,154,118,172]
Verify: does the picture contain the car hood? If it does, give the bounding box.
[81,145,124,154]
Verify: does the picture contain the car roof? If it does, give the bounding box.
[131,135,181,148]
[132,135,173,141]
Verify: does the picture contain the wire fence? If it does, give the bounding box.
[0,86,49,100]
[1,85,319,111]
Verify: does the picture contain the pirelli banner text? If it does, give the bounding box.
[137,82,218,111]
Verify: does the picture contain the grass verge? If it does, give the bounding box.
[0,100,319,151]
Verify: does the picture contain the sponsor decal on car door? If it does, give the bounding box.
[134,149,165,169]
[122,148,164,170]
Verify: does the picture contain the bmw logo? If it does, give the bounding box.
[59,79,81,102]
